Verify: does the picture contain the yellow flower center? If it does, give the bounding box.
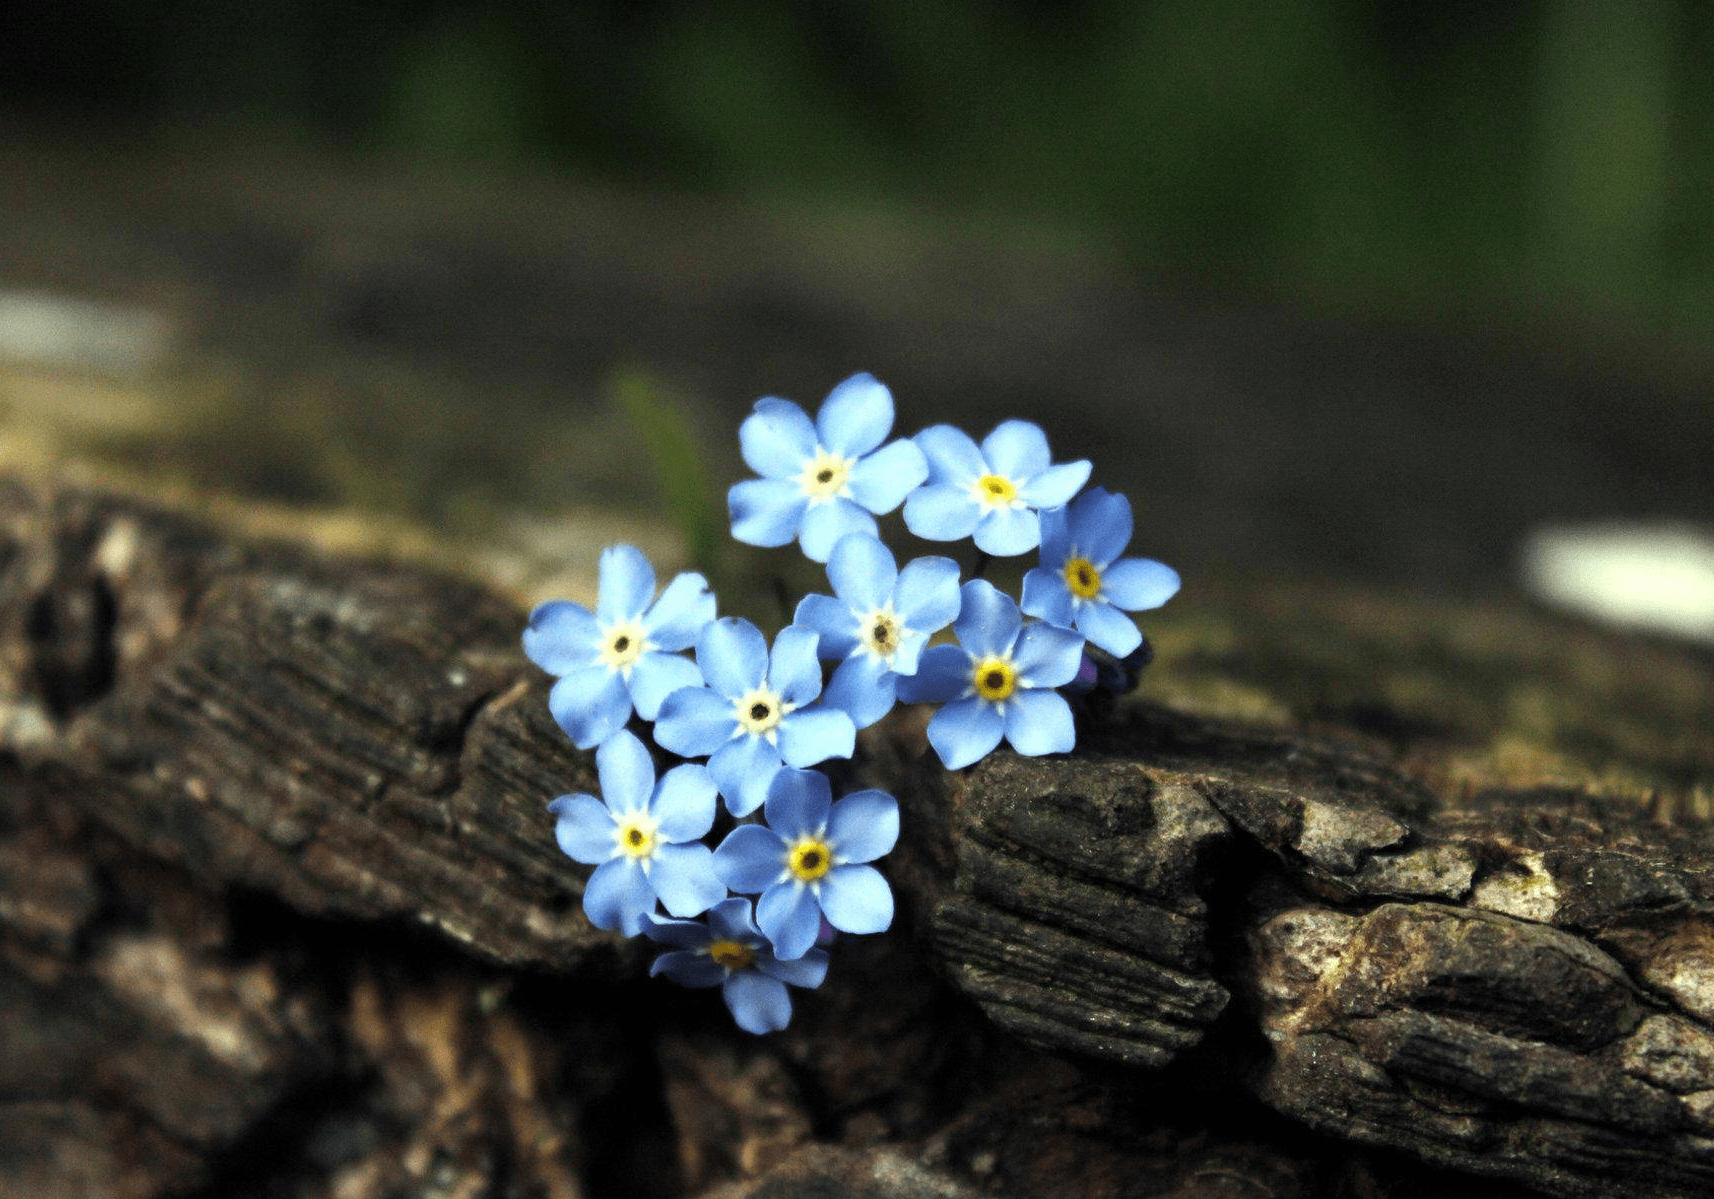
[598,621,649,673]
[614,814,658,860]
[972,655,1017,702]
[969,473,1020,512]
[1063,555,1102,600]
[797,448,854,504]
[858,606,905,661]
[734,688,788,736]
[788,837,834,883]
[708,939,756,971]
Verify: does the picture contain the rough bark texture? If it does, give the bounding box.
[2,477,1712,1199]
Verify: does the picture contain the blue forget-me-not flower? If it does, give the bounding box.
[793,532,962,729]
[903,420,1091,557]
[548,730,726,937]
[524,544,715,749]
[897,579,1085,769]
[1021,487,1181,657]
[727,373,929,562]
[712,768,897,961]
[645,897,829,1034]
[654,618,857,816]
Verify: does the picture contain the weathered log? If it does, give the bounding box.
[2,476,1712,1198]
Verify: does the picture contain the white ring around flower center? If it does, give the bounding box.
[598,620,651,675]
[613,811,660,862]
[855,603,908,663]
[797,447,855,505]
[733,687,792,738]
[967,472,1024,515]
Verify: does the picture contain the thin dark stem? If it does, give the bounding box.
[970,550,992,581]
[769,574,793,624]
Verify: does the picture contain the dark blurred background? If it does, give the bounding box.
[0,1,1710,618]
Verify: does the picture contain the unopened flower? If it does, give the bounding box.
[524,544,715,749]
[645,898,828,1034]
[897,579,1084,768]
[1021,487,1179,657]
[548,731,726,936]
[727,373,929,562]
[712,768,897,961]
[903,420,1091,556]
[654,618,856,816]
[793,533,961,728]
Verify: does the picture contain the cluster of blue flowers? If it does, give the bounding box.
[525,373,1178,1033]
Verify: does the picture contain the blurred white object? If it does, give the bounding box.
[1520,521,1714,645]
[0,289,172,373]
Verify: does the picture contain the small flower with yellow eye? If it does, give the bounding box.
[547,731,726,936]
[644,898,829,1034]
[897,579,1086,769]
[793,532,961,729]
[903,420,1091,556]
[712,768,898,961]
[1021,487,1180,657]
[524,544,715,749]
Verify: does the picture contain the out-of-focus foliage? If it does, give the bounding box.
[6,1,1711,339]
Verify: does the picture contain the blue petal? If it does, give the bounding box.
[799,499,878,563]
[643,912,714,949]
[974,506,1041,557]
[777,707,856,769]
[653,686,736,758]
[546,793,613,864]
[1076,601,1142,657]
[913,424,985,485]
[814,372,894,458]
[627,652,703,722]
[927,697,1005,769]
[763,767,832,838]
[1067,487,1132,568]
[826,533,896,613]
[980,420,1050,479]
[706,896,761,941]
[1037,504,1072,570]
[792,593,859,660]
[709,733,783,817]
[650,842,727,918]
[821,654,896,729]
[818,865,894,935]
[757,883,822,960]
[894,645,970,703]
[649,763,718,841]
[723,971,793,1033]
[1020,567,1075,628]
[891,555,961,633]
[903,484,980,542]
[756,946,828,989]
[740,398,817,479]
[549,667,632,750]
[522,600,599,675]
[845,439,928,514]
[827,790,899,864]
[713,824,788,893]
[1003,688,1076,757]
[583,857,655,935]
[1101,558,1182,611]
[890,630,929,677]
[596,545,656,624]
[1018,460,1091,510]
[1012,622,1086,688]
[768,624,824,707]
[643,571,716,651]
[595,730,655,813]
[953,579,1022,658]
[698,618,769,699]
[729,479,807,548]
[651,948,724,988]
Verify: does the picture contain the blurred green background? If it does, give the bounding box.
[7,0,1712,344]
